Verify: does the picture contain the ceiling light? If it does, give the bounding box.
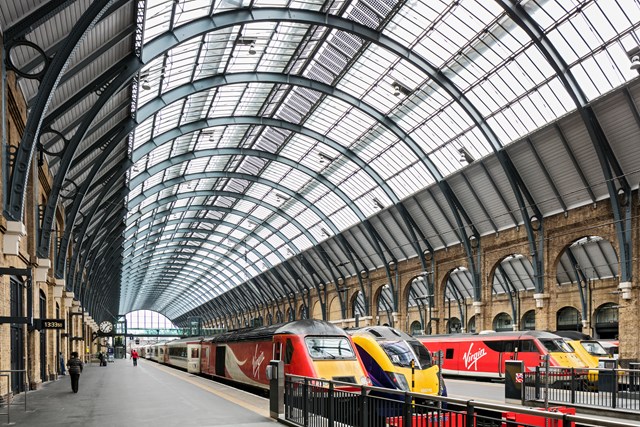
[393,84,401,97]
[320,227,329,237]
[631,54,640,71]
[249,42,256,55]
[391,81,411,97]
[459,147,475,164]
[372,197,384,210]
[141,79,151,90]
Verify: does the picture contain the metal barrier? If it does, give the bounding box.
[0,369,28,412]
[0,375,10,425]
[283,374,632,427]
[523,366,640,412]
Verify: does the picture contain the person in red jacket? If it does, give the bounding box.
[131,349,139,366]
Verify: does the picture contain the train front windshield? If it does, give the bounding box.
[380,340,432,369]
[581,341,608,356]
[540,338,574,353]
[305,337,357,360]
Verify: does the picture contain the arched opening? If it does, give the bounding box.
[352,291,366,326]
[376,285,393,327]
[594,303,618,339]
[521,310,536,331]
[556,306,582,332]
[267,312,273,325]
[446,317,462,334]
[493,312,513,332]
[276,310,283,323]
[492,254,534,330]
[299,304,308,320]
[286,307,294,322]
[467,315,476,333]
[444,267,471,333]
[407,274,432,334]
[410,320,422,336]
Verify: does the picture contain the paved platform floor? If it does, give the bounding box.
[1,358,277,427]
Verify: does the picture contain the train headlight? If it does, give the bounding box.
[385,372,410,391]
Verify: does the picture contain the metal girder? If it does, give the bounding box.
[497,0,632,284]
[132,115,399,202]
[127,170,340,233]
[129,147,366,220]
[54,123,129,274]
[565,248,588,324]
[37,66,133,260]
[3,0,77,43]
[125,191,312,244]
[5,0,117,221]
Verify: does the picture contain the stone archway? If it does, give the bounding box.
[594,303,618,339]
[556,306,581,332]
[493,312,513,332]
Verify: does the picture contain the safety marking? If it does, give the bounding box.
[142,361,273,419]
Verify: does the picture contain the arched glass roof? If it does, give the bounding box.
[1,0,639,323]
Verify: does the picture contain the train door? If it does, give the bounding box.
[477,340,503,377]
[215,345,226,377]
[200,344,210,373]
[515,339,540,370]
[187,344,201,373]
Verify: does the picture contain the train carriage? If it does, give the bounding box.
[164,337,203,373]
[199,319,370,390]
[417,331,586,379]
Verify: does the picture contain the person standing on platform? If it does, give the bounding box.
[131,349,139,366]
[67,352,83,393]
[59,352,66,376]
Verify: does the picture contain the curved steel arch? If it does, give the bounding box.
[496,0,632,286]
[132,115,399,203]
[5,0,116,221]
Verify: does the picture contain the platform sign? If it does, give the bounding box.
[39,319,65,329]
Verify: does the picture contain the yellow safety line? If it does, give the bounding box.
[143,361,273,420]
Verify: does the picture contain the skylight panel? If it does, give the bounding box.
[339,170,377,200]
[328,206,359,230]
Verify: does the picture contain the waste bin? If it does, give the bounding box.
[597,358,617,393]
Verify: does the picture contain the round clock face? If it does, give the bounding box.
[99,321,113,333]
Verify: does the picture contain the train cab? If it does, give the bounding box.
[347,326,443,396]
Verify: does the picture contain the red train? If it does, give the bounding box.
[417,331,586,379]
[144,319,371,390]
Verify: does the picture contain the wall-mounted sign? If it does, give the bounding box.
[38,319,65,329]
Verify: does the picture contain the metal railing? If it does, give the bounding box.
[524,366,640,412]
[284,374,634,427]
[0,369,29,424]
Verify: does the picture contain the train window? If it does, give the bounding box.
[285,339,294,364]
[191,348,199,358]
[408,341,432,369]
[503,341,518,352]
[519,340,539,353]
[305,337,356,360]
[273,342,282,361]
[484,340,505,352]
[445,349,454,359]
[540,339,574,353]
[581,341,607,356]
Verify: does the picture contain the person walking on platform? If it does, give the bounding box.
[131,349,139,366]
[67,351,83,393]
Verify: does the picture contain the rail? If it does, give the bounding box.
[283,374,634,427]
[524,366,640,412]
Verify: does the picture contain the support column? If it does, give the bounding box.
[472,301,485,331]
[533,293,550,331]
[618,281,638,366]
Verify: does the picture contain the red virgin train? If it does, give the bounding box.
[144,319,371,390]
[417,331,587,379]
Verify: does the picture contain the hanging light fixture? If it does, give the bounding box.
[141,79,151,90]
[249,42,256,55]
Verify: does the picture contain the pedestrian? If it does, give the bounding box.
[59,352,66,376]
[66,351,83,393]
[131,349,139,367]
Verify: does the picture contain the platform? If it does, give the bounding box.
[2,358,277,427]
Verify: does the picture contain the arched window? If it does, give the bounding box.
[595,303,618,339]
[447,317,462,333]
[467,315,476,333]
[410,320,422,335]
[493,312,513,332]
[556,306,581,331]
[521,310,536,330]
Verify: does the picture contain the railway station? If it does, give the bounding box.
[0,0,640,426]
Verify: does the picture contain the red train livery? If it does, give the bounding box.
[417,331,586,379]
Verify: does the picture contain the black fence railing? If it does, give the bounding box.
[523,367,640,411]
[283,374,633,427]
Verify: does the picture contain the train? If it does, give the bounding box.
[416,331,587,379]
[142,319,371,390]
[347,326,445,396]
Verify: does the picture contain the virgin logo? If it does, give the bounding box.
[252,344,265,379]
[463,343,487,371]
